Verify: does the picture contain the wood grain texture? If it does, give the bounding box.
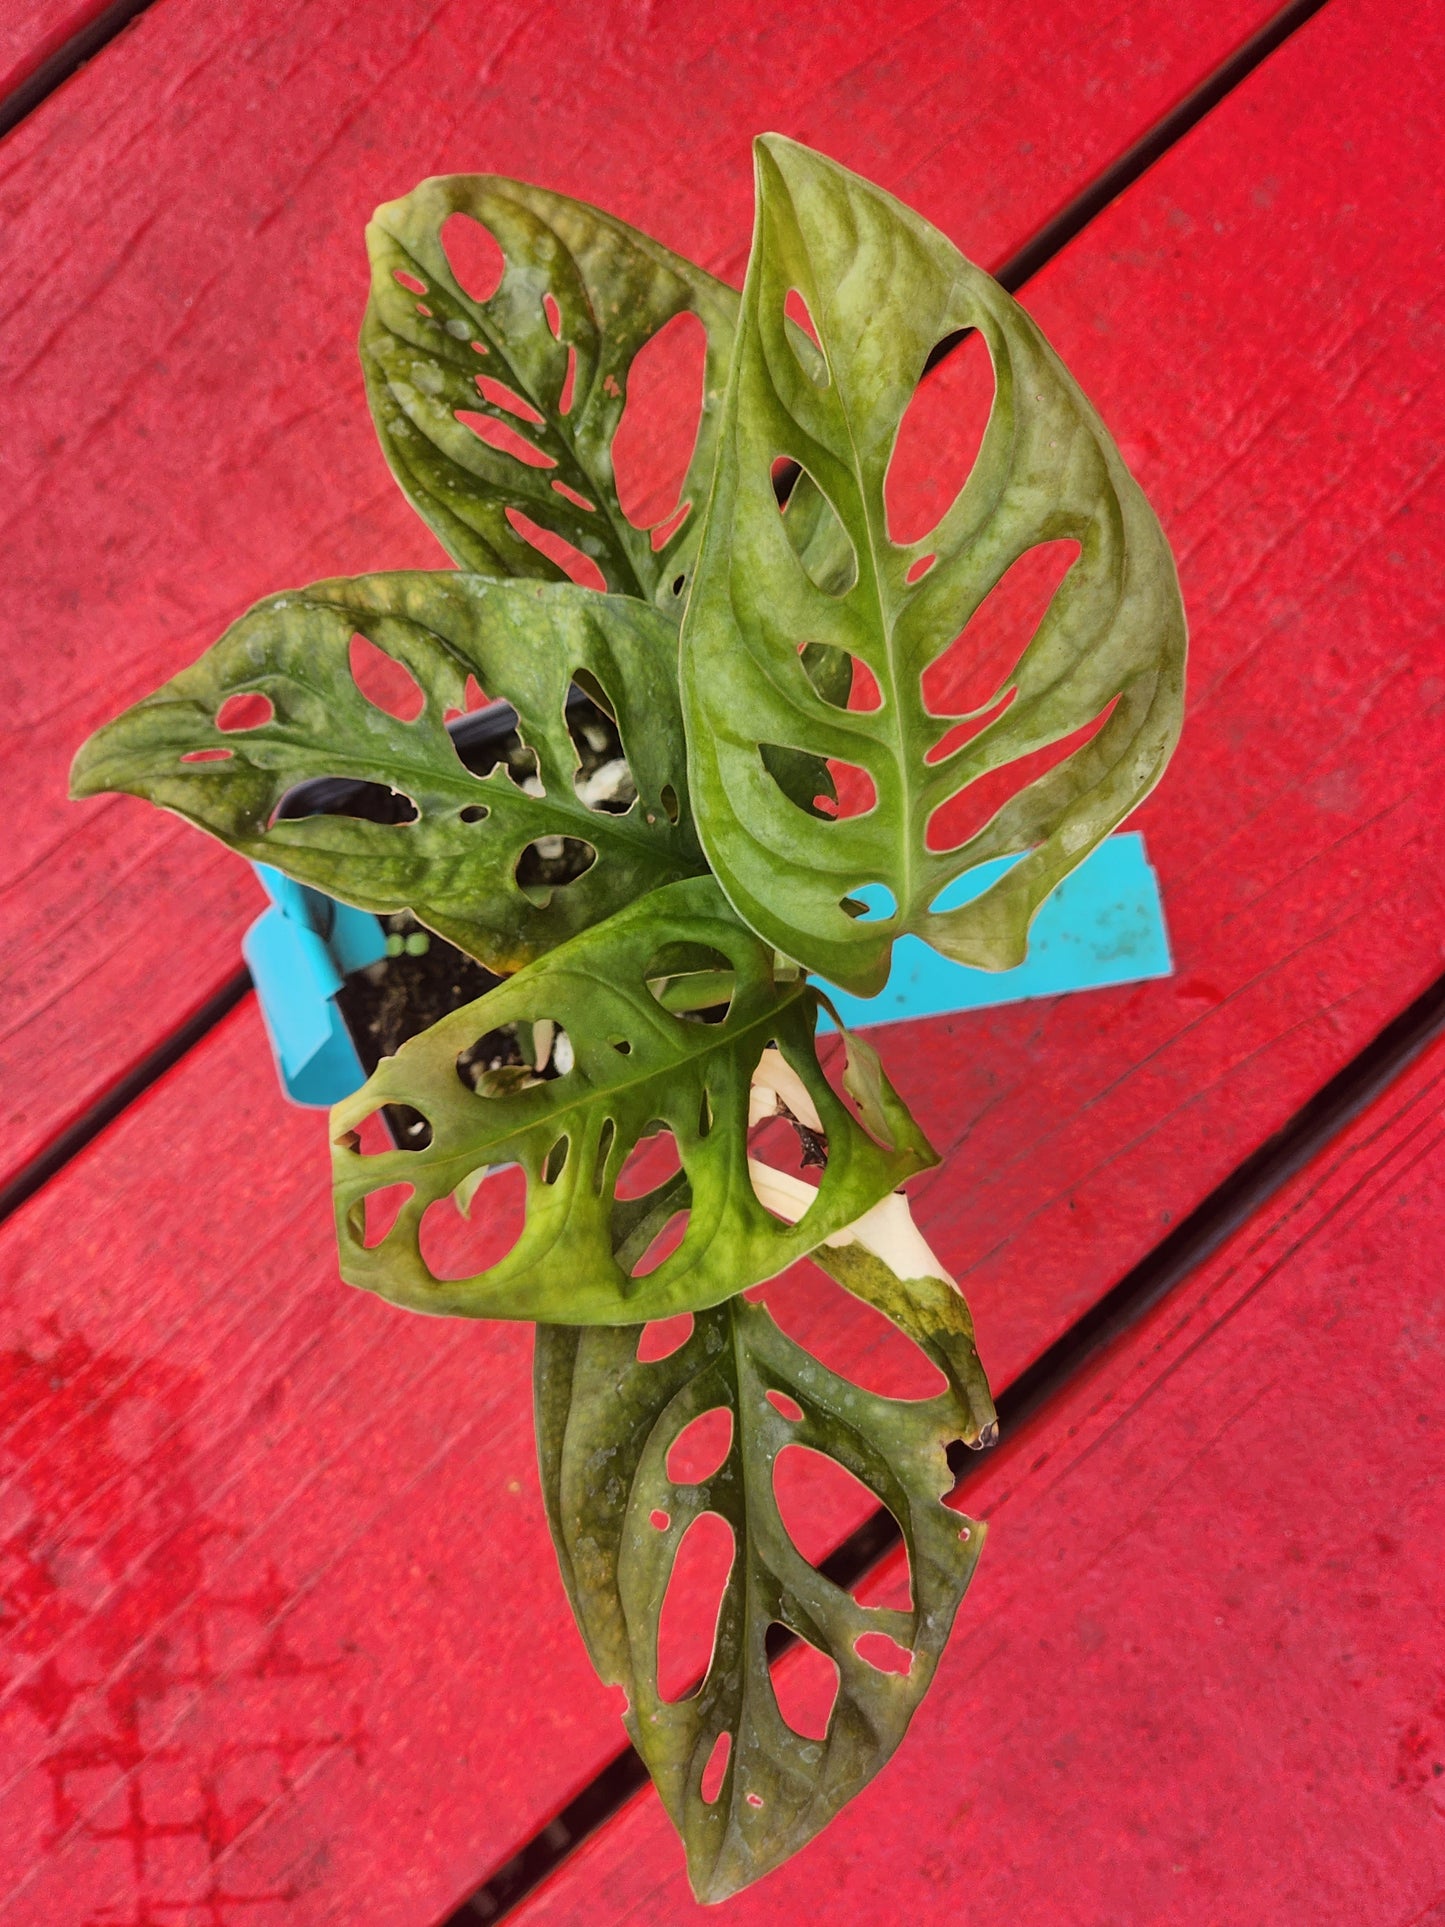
[0,1,113,107]
[513,940,1445,1924]
[2,0,1443,1919]
[0,0,1279,1179]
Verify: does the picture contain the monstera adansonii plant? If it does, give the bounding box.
[71,137,1185,1901]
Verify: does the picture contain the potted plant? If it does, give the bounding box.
[70,135,1184,1900]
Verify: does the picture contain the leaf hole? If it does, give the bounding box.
[458,803,489,824]
[612,310,708,533]
[767,1257,946,1408]
[181,747,232,763]
[886,328,995,546]
[700,1730,731,1805]
[455,1022,536,1098]
[659,781,680,824]
[541,1135,569,1185]
[565,684,634,814]
[350,1182,413,1249]
[336,1108,395,1157]
[746,1792,765,1809]
[797,644,882,714]
[349,632,426,722]
[475,375,543,425]
[441,212,505,303]
[698,1087,713,1138]
[650,1508,670,1531]
[766,1389,803,1422]
[270,777,418,825]
[658,1511,735,1702]
[921,540,1081,718]
[770,1627,839,1740]
[775,464,858,596]
[906,552,937,584]
[855,1629,914,1676]
[514,835,598,907]
[595,1117,616,1191]
[418,1166,526,1279]
[783,288,827,384]
[629,1205,691,1278]
[216,691,274,732]
[644,941,735,1024]
[924,686,1017,767]
[542,290,562,339]
[666,1408,732,1485]
[456,409,556,469]
[840,882,896,922]
[392,268,427,295]
[774,1443,899,1579]
[649,501,691,552]
[614,1125,682,1202]
[811,759,877,820]
[924,693,1119,854]
[637,1313,694,1362]
[552,479,595,511]
[610,1038,632,1056]
[504,506,607,591]
[559,342,577,415]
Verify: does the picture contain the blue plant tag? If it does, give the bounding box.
[817,832,1171,1033]
[243,866,387,1107]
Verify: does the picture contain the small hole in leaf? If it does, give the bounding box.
[415,301,432,318]
[393,268,427,295]
[811,759,877,820]
[650,501,691,552]
[659,782,680,824]
[925,693,1118,854]
[458,803,488,824]
[559,343,577,415]
[650,1508,670,1531]
[637,1313,693,1362]
[475,375,543,425]
[541,1136,569,1185]
[629,1204,691,1279]
[542,290,562,338]
[841,882,896,921]
[658,1511,735,1702]
[906,552,937,584]
[614,1125,682,1202]
[181,747,232,762]
[855,1630,914,1676]
[766,1256,946,1407]
[701,1731,731,1805]
[613,310,707,533]
[272,776,419,826]
[454,1021,535,1098]
[566,685,634,814]
[770,1627,838,1740]
[610,1038,632,1056]
[337,1108,395,1158]
[746,1792,764,1810]
[774,1443,900,1581]
[514,834,598,907]
[418,1165,525,1278]
[350,1181,413,1249]
[924,687,1017,767]
[441,212,505,302]
[216,691,274,732]
[886,328,994,546]
[552,479,595,511]
[667,1408,732,1485]
[456,409,556,469]
[644,941,734,1025]
[349,633,426,722]
[775,464,857,595]
[921,540,1080,719]
[797,644,882,713]
[766,1389,803,1422]
[595,1117,616,1190]
[783,288,827,384]
[504,507,607,591]
[462,673,486,713]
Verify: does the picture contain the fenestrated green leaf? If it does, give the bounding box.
[70,573,703,973]
[535,1249,994,1900]
[330,875,936,1324]
[681,135,1186,996]
[363,174,738,611]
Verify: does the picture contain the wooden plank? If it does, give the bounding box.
[0,2,112,110]
[0,0,1280,1180]
[512,939,1445,1922]
[3,0,1442,1919]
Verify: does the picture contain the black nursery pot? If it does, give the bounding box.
[274,689,622,1142]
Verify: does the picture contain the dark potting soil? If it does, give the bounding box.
[320,689,626,1143]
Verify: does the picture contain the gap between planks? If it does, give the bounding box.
[0,0,1338,1235]
[0,0,157,144]
[444,957,1445,1922]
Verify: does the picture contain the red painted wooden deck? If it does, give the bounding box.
[1,1,1441,1922]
